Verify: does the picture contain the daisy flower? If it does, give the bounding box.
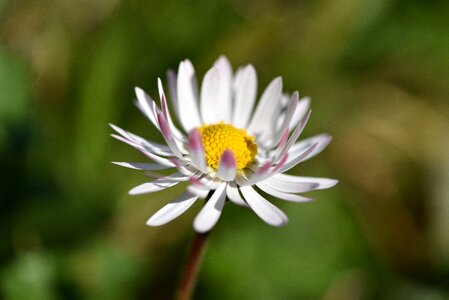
[111,56,337,233]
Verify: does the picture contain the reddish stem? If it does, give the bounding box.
[176,231,210,300]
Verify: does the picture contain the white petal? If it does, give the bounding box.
[147,192,198,226]
[232,65,257,128]
[111,134,176,167]
[280,134,332,172]
[248,77,283,141]
[166,69,179,118]
[226,183,248,207]
[129,173,188,195]
[217,150,237,181]
[156,111,183,158]
[110,124,172,156]
[200,67,222,124]
[195,175,222,190]
[135,87,159,130]
[271,92,299,147]
[273,110,311,161]
[188,129,208,173]
[267,173,338,193]
[256,182,312,202]
[112,162,171,171]
[240,186,288,226]
[176,59,202,132]
[213,56,232,123]
[289,96,310,130]
[158,78,186,143]
[187,184,210,199]
[193,183,227,233]
[278,142,320,173]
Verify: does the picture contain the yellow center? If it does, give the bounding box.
[199,123,258,171]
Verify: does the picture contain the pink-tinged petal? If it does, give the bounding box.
[257,161,272,176]
[277,128,290,151]
[156,111,183,159]
[274,109,311,161]
[272,153,288,173]
[187,181,210,198]
[110,133,176,167]
[278,142,319,173]
[217,149,237,181]
[226,183,248,207]
[156,111,172,139]
[147,192,198,226]
[289,96,310,130]
[256,182,312,202]
[286,134,332,165]
[188,128,208,173]
[110,123,173,156]
[240,186,288,226]
[240,161,271,186]
[157,78,185,143]
[195,175,222,190]
[168,158,196,175]
[271,91,299,147]
[232,64,257,128]
[193,183,227,233]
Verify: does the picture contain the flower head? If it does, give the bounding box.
[111,56,337,233]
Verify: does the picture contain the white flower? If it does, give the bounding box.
[111,56,337,233]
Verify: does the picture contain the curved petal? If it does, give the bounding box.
[280,134,332,172]
[156,111,183,158]
[166,69,179,118]
[147,192,198,226]
[226,183,248,207]
[129,173,188,195]
[256,182,312,202]
[271,91,299,147]
[193,183,227,233]
[240,186,288,226]
[111,134,175,167]
[158,78,186,143]
[135,87,159,130]
[289,96,310,130]
[273,110,311,161]
[188,128,208,173]
[267,173,338,193]
[217,149,237,181]
[110,124,172,155]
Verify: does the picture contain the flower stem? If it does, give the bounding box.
[176,231,210,300]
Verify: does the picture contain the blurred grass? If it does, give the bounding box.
[1,0,449,299]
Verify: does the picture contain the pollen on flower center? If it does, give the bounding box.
[199,123,257,171]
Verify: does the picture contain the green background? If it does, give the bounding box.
[1,0,449,299]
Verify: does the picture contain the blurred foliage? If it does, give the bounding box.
[1,0,449,299]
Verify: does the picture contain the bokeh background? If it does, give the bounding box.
[1,0,449,299]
